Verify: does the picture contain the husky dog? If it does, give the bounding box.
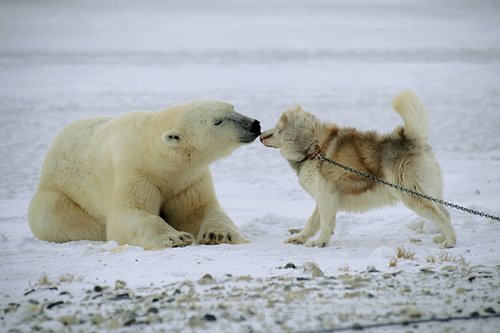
[260,91,456,248]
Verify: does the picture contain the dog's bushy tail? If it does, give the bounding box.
[392,90,428,139]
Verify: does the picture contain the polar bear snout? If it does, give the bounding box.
[238,118,261,143]
[250,120,261,135]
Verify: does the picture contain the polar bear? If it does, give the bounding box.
[28,100,261,249]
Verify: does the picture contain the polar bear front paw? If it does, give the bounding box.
[167,231,195,247]
[197,230,249,245]
[305,239,329,248]
[144,231,194,250]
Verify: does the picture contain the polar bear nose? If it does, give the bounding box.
[250,120,261,135]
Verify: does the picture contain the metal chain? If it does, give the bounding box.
[316,154,500,222]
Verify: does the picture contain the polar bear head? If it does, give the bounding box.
[157,100,261,167]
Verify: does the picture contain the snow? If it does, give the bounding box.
[1,0,500,332]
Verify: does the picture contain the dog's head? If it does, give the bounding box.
[260,105,322,162]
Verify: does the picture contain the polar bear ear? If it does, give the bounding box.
[162,130,182,145]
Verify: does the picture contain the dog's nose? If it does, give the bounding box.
[250,120,261,135]
[259,132,271,142]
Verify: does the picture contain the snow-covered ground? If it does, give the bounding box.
[1,0,499,332]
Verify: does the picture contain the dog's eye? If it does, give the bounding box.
[214,119,223,126]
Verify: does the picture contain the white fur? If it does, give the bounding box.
[392,90,428,139]
[29,100,260,249]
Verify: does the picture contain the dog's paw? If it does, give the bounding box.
[288,228,303,235]
[432,235,445,244]
[440,238,456,249]
[305,239,328,248]
[440,241,455,249]
[433,234,456,248]
[285,234,308,244]
[198,230,249,245]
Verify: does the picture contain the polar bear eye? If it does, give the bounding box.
[214,119,223,126]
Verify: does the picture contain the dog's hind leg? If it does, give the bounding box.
[431,205,454,243]
[399,194,456,248]
[286,206,320,244]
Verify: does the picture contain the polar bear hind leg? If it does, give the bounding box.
[28,190,105,243]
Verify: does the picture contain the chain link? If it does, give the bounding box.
[316,155,500,222]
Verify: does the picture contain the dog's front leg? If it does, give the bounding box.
[285,206,319,244]
[305,192,338,248]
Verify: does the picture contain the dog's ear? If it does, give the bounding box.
[280,112,289,124]
[162,129,182,145]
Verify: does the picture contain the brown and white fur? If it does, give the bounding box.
[260,91,456,248]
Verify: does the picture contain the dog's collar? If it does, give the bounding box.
[298,144,322,163]
[307,144,322,160]
[306,151,321,161]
